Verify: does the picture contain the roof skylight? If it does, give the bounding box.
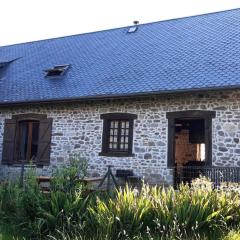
[45,64,70,78]
[128,26,138,33]
[127,21,139,33]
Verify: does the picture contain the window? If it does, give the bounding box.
[100,113,137,157]
[45,64,70,78]
[127,26,138,33]
[0,61,12,78]
[127,21,139,33]
[2,114,53,165]
[18,120,39,161]
[0,60,13,68]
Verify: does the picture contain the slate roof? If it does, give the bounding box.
[1,8,240,104]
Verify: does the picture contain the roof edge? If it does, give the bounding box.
[0,85,239,107]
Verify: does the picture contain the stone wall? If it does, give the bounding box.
[0,89,240,185]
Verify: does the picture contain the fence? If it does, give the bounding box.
[174,166,240,188]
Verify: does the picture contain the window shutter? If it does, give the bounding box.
[101,119,109,154]
[167,118,175,168]
[128,120,134,154]
[36,118,53,165]
[2,119,17,164]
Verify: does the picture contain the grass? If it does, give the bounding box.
[0,160,240,240]
[0,222,22,240]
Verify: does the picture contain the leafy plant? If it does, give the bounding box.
[51,154,88,193]
[0,173,240,240]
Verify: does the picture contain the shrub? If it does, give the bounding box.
[0,181,21,221]
[87,185,152,239]
[222,229,240,240]
[33,155,89,237]
[0,174,240,240]
[51,154,88,193]
[0,155,89,238]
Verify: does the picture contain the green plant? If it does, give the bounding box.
[0,181,21,221]
[221,228,240,240]
[37,186,88,234]
[51,154,88,193]
[88,185,154,239]
[1,173,240,240]
[34,156,89,236]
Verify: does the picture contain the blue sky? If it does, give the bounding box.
[1,0,240,46]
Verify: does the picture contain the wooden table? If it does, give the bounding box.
[36,176,103,191]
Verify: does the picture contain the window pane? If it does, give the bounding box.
[105,118,132,154]
[19,122,29,160]
[18,120,39,161]
[31,121,39,159]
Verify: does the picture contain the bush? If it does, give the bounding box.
[222,229,240,240]
[0,173,240,240]
[0,155,88,238]
[51,154,88,193]
[87,185,152,239]
[85,180,240,240]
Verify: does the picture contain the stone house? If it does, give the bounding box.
[0,9,240,185]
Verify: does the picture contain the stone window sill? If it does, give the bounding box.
[1,162,48,167]
[99,152,135,157]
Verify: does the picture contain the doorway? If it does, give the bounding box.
[175,119,205,168]
[166,110,216,185]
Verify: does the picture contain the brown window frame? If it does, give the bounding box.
[14,114,46,164]
[99,113,137,157]
[2,113,52,166]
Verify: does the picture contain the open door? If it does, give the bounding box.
[166,111,216,186]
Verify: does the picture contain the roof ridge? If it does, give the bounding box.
[0,7,239,48]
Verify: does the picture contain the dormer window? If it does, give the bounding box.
[0,62,8,68]
[0,61,12,78]
[45,64,70,78]
[0,58,18,68]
